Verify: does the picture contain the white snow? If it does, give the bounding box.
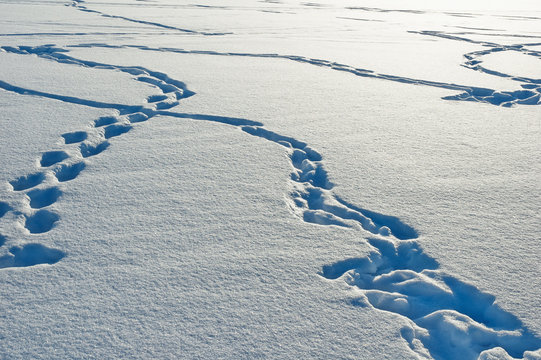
[482,51,541,80]
[0,0,540,359]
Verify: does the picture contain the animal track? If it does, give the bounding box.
[0,44,200,271]
[62,130,88,144]
[94,116,117,127]
[9,172,45,191]
[345,6,425,14]
[127,112,149,123]
[0,79,140,112]
[25,209,60,234]
[0,201,11,218]
[147,94,168,103]
[411,30,541,107]
[80,141,110,157]
[53,162,86,182]
[68,0,231,36]
[0,43,220,272]
[335,196,418,240]
[103,123,131,139]
[0,243,65,269]
[27,187,62,209]
[321,237,541,359]
[63,42,541,108]
[40,150,69,167]
[241,125,414,239]
[1,33,539,359]
[154,99,179,110]
[240,118,539,357]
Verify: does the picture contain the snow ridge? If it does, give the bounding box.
[0,43,540,359]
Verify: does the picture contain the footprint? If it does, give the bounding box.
[147,94,168,103]
[127,112,149,123]
[40,150,69,167]
[242,125,413,237]
[122,67,147,76]
[103,124,131,139]
[0,201,11,218]
[335,197,418,240]
[155,100,179,110]
[26,187,62,209]
[2,43,538,357]
[321,236,540,359]
[25,209,60,234]
[62,131,88,144]
[94,116,118,127]
[80,141,109,158]
[0,243,64,269]
[137,76,178,93]
[9,172,45,191]
[53,162,85,182]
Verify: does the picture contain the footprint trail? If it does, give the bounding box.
[0,243,65,269]
[0,39,539,359]
[0,44,254,269]
[241,125,415,238]
[62,131,88,144]
[66,42,541,108]
[411,30,541,106]
[242,126,540,359]
[68,0,231,36]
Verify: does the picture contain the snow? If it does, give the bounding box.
[0,0,540,359]
[481,51,541,80]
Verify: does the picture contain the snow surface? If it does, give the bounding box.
[0,0,540,359]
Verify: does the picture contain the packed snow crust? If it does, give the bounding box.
[0,0,540,359]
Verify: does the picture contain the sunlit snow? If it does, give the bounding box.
[0,0,540,359]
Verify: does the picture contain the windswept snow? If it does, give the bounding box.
[0,0,540,359]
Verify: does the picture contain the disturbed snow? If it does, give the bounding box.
[0,0,540,359]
